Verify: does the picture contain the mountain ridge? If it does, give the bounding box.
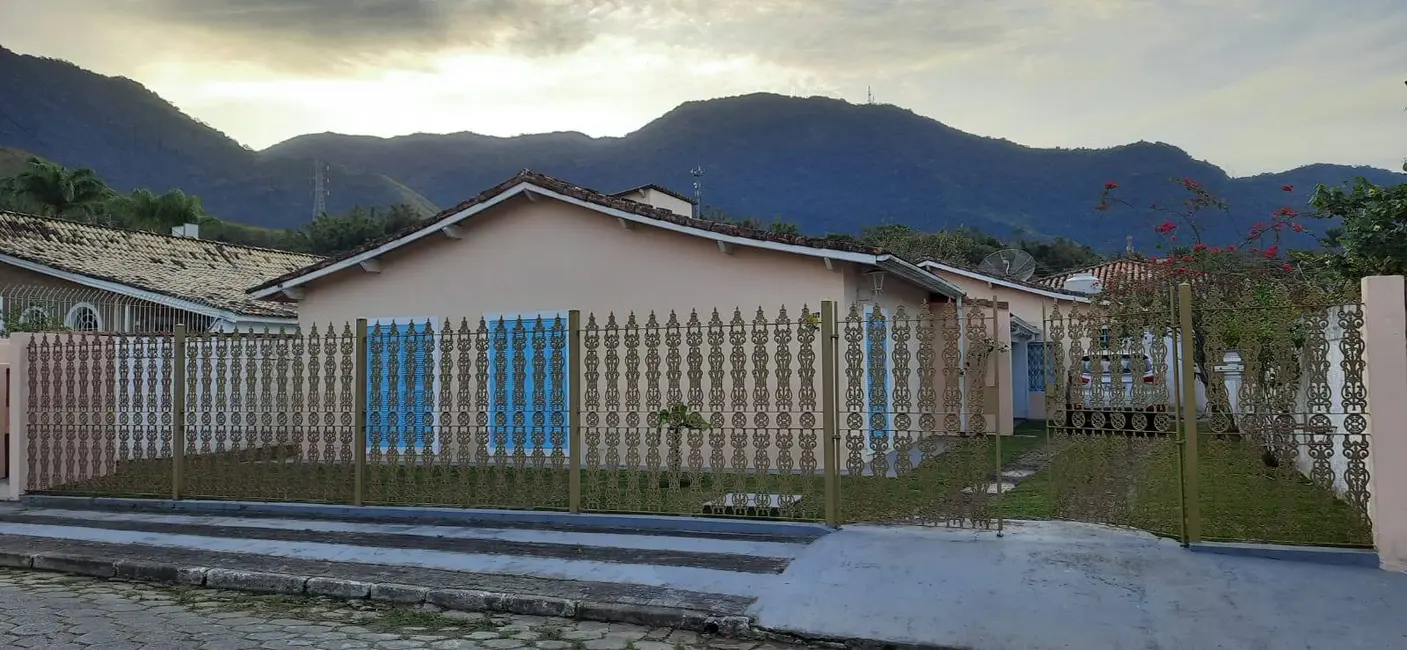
[2,45,1403,251]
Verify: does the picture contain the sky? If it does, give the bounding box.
[1,0,1404,176]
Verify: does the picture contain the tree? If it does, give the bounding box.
[1305,178,1407,280]
[1,158,113,219]
[107,188,206,230]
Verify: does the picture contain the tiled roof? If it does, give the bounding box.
[918,258,1088,298]
[252,170,890,293]
[1035,258,1160,292]
[0,211,322,317]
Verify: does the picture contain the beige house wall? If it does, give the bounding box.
[927,267,1083,423]
[289,196,979,471]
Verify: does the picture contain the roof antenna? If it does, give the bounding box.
[867,86,874,105]
[1125,235,1134,257]
[690,165,705,218]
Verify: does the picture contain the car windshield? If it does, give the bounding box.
[1081,354,1153,375]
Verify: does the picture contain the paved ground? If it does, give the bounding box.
[0,569,812,650]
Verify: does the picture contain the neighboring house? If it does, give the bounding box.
[1035,258,1160,294]
[919,260,1091,423]
[0,210,321,334]
[246,170,1014,456]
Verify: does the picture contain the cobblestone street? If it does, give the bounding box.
[0,569,813,650]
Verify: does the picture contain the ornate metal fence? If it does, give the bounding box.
[18,299,1021,527]
[1038,286,1373,547]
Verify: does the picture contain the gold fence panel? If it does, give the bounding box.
[838,302,1003,527]
[178,324,358,503]
[26,332,174,496]
[1194,300,1373,546]
[579,307,825,520]
[1041,297,1182,536]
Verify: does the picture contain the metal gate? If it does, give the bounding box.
[1042,284,1373,547]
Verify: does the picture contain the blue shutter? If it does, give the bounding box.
[367,320,434,450]
[1027,342,1047,392]
[866,308,889,440]
[487,314,570,453]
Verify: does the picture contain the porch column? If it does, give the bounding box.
[1361,275,1407,572]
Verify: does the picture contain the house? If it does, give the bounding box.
[0,210,320,334]
[918,259,1091,423]
[1035,258,1160,295]
[246,170,1017,461]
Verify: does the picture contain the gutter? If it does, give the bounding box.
[876,255,966,300]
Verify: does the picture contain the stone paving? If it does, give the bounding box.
[0,569,817,650]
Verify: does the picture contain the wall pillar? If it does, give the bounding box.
[1361,275,1407,571]
[4,334,29,501]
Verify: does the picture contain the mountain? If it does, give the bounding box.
[0,47,436,228]
[2,45,1402,250]
[265,94,1405,250]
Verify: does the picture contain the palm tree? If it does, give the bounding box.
[110,188,206,231]
[1,158,113,219]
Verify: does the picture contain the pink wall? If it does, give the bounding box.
[296,196,855,326]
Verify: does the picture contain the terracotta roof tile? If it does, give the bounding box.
[1035,258,1160,292]
[0,211,322,317]
[251,170,887,293]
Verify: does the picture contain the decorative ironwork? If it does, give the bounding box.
[16,291,1372,543]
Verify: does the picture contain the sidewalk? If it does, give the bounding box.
[2,500,1406,649]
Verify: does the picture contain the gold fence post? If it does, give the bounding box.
[568,310,584,514]
[1176,283,1201,544]
[171,324,187,500]
[353,318,369,507]
[820,300,841,526]
[991,296,1004,536]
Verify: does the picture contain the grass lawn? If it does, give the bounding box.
[994,424,1373,547]
[37,430,1049,525]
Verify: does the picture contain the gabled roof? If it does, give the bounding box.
[611,183,695,205]
[1035,258,1159,291]
[248,170,965,300]
[0,210,321,319]
[918,259,1091,303]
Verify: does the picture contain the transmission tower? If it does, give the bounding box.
[312,160,329,217]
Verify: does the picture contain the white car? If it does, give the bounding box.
[1064,351,1194,433]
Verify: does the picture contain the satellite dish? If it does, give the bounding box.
[978,249,1038,282]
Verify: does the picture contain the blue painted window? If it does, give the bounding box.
[486,313,570,454]
[865,307,889,440]
[1027,342,1047,391]
[367,320,435,450]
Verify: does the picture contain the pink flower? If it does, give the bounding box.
[1104,181,1119,190]
[1155,221,1178,234]
[1264,246,1279,258]
[1290,222,1305,233]
[1282,184,1294,192]
[1275,206,1297,217]
[1282,263,1292,272]
[1193,242,1208,252]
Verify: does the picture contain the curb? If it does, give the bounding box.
[0,548,954,650]
[20,495,834,542]
[1188,541,1379,568]
[0,547,750,636]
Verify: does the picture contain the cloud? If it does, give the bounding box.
[95,0,610,72]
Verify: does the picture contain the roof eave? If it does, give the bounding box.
[918,259,1092,303]
[250,180,889,300]
[877,256,965,300]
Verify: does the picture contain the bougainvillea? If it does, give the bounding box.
[1093,178,1338,310]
